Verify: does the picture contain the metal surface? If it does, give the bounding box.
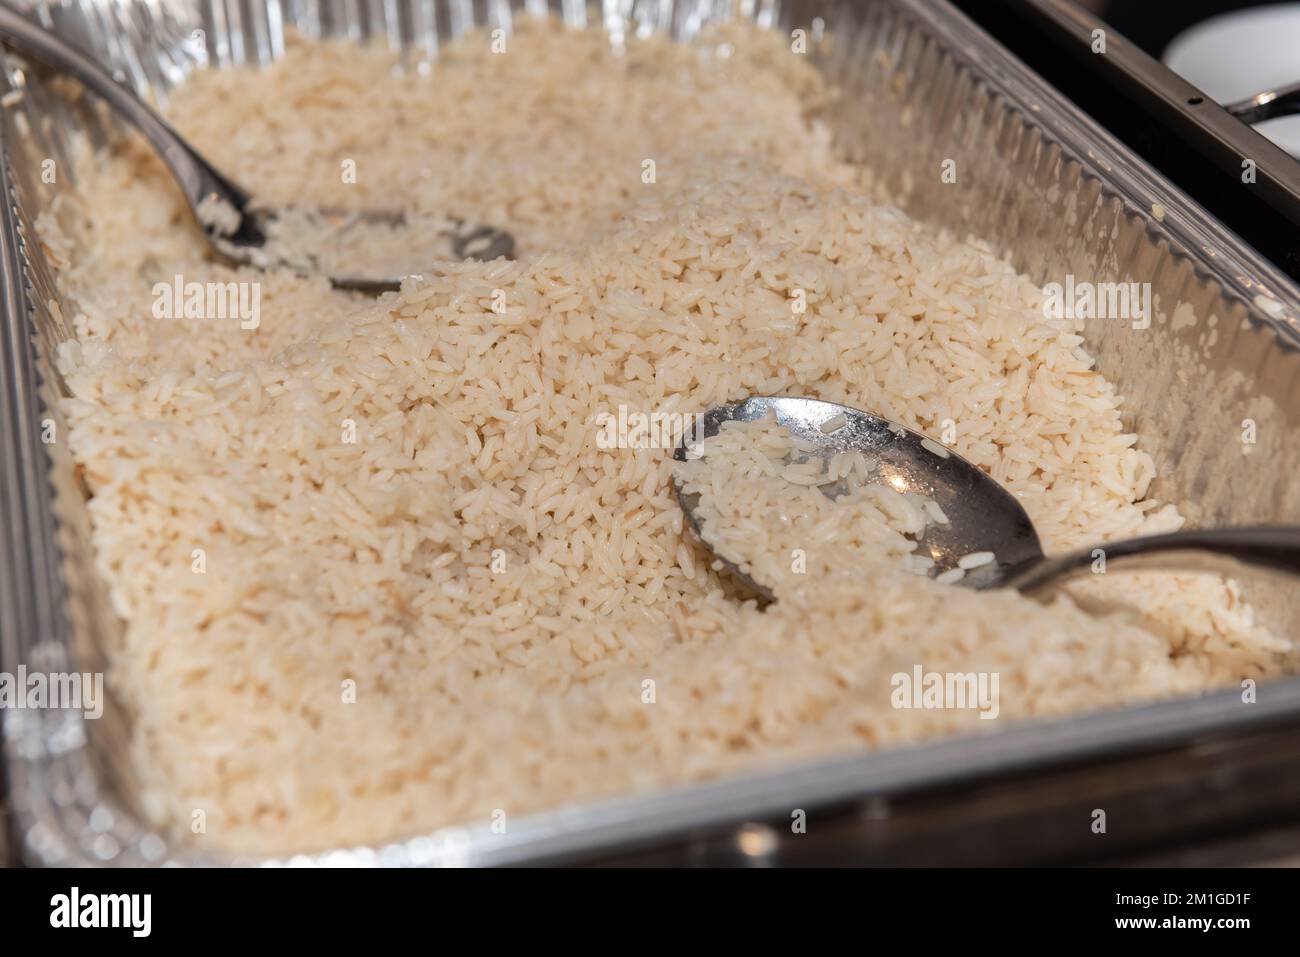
[0,1,512,291]
[3,0,1300,867]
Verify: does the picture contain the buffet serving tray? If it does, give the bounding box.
[3,0,1300,866]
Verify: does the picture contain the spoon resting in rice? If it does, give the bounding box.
[673,396,1300,600]
[0,5,514,292]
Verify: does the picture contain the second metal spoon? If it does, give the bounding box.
[0,4,514,292]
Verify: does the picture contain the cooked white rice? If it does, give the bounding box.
[41,20,1290,856]
[820,413,849,434]
[676,414,941,589]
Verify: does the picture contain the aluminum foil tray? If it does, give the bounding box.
[3,0,1300,866]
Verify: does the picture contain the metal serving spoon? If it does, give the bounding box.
[673,396,1300,599]
[0,4,513,292]
[1224,80,1300,125]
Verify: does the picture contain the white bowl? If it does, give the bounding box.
[1164,2,1300,156]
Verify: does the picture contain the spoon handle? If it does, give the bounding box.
[1223,80,1300,125]
[1002,527,1300,595]
[0,4,252,224]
